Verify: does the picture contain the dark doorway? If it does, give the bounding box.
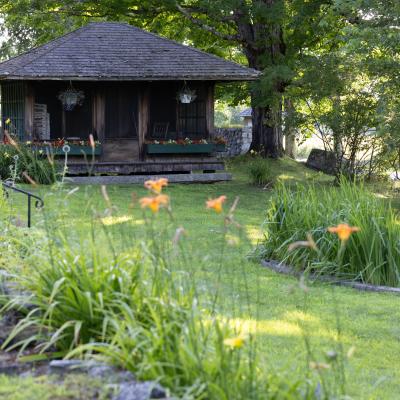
[102,83,139,162]
[105,84,138,138]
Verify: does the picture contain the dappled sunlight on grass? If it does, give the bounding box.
[245,225,263,244]
[277,174,297,181]
[100,215,145,226]
[257,316,353,342]
[284,310,320,324]
[227,317,302,337]
[259,320,302,336]
[100,215,134,226]
[225,310,354,343]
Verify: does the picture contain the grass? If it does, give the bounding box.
[0,374,110,400]
[2,157,400,399]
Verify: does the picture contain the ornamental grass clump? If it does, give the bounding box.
[262,180,400,287]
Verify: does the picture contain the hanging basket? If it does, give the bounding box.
[58,88,85,111]
[177,87,197,104]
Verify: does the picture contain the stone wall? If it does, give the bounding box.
[213,126,252,157]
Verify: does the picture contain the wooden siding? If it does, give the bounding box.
[92,89,105,142]
[205,83,215,138]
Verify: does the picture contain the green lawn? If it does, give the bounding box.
[3,157,400,399]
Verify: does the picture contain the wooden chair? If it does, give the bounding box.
[152,122,169,140]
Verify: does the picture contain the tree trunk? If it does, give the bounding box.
[285,132,296,159]
[251,103,283,158]
[242,17,285,158]
[284,98,296,158]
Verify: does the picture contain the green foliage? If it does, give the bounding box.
[247,156,274,186]
[0,144,57,184]
[262,180,400,287]
[214,101,246,127]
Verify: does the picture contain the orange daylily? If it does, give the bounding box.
[328,223,360,241]
[140,194,169,213]
[144,178,168,194]
[206,195,227,213]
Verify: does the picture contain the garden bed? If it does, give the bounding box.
[261,259,400,294]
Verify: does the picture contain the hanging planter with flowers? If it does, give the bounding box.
[177,82,197,104]
[58,87,85,111]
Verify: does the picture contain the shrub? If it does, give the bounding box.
[247,157,273,186]
[261,180,400,286]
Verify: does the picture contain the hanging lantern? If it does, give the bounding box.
[58,87,85,111]
[177,83,197,104]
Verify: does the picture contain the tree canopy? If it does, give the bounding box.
[1,0,399,161]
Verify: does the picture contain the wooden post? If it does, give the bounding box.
[92,89,105,143]
[138,84,150,161]
[24,82,34,140]
[205,82,215,139]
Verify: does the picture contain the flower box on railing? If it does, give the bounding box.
[32,144,102,156]
[214,144,226,152]
[145,143,214,154]
[54,144,102,156]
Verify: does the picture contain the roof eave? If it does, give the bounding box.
[0,74,260,82]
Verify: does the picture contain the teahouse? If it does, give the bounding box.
[0,22,259,175]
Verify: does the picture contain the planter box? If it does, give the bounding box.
[214,144,226,152]
[33,144,102,156]
[145,144,213,154]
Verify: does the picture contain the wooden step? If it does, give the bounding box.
[65,160,225,176]
[68,173,232,185]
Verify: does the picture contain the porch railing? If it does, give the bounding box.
[2,181,44,228]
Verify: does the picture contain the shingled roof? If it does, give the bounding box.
[0,22,260,81]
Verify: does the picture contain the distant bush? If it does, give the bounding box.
[247,157,273,186]
[262,180,400,287]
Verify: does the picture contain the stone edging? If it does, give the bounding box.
[261,259,400,295]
